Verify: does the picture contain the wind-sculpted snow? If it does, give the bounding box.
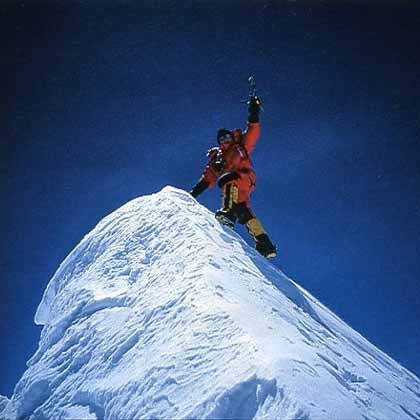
[2,186,420,419]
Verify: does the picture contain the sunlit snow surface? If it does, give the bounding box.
[2,186,420,419]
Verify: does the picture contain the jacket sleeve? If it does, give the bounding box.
[190,152,220,197]
[242,122,261,155]
[201,159,219,188]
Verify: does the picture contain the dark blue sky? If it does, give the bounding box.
[2,0,420,396]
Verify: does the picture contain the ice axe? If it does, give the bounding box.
[248,75,257,97]
[242,75,263,111]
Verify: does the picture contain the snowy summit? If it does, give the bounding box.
[1,186,420,419]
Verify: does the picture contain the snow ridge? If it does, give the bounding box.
[2,186,420,419]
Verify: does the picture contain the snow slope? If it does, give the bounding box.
[2,186,420,419]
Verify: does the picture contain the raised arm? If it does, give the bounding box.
[242,96,262,155]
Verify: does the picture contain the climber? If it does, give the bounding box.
[189,96,277,259]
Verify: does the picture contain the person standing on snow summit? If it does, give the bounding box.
[190,96,277,259]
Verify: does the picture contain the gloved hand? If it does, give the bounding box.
[248,96,262,123]
[213,159,225,173]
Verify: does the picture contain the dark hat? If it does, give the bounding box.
[217,128,233,144]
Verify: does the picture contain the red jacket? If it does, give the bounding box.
[201,122,261,189]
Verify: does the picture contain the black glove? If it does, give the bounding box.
[248,96,262,123]
[190,179,209,198]
[213,159,225,173]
